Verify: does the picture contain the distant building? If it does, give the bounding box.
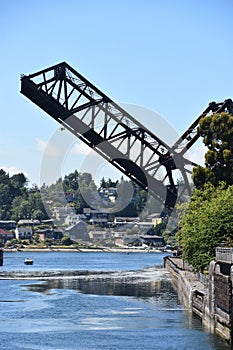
[140,235,164,247]
[65,214,81,226]
[122,235,142,247]
[0,229,14,244]
[53,206,74,222]
[0,220,16,230]
[114,217,139,227]
[88,230,110,241]
[17,219,40,226]
[99,187,117,202]
[15,227,33,240]
[65,221,88,242]
[34,228,63,241]
[152,218,163,226]
[83,208,108,226]
[136,222,154,230]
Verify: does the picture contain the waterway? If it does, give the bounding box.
[0,251,231,350]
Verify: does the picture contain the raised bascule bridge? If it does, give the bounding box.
[20,62,233,223]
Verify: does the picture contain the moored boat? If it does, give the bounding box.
[24,258,33,265]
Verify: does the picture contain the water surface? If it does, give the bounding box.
[0,251,231,350]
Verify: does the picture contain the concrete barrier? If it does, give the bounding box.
[164,256,232,344]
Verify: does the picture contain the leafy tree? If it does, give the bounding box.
[193,112,233,188]
[61,235,73,246]
[177,183,233,271]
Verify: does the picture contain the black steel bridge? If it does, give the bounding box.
[20,62,233,219]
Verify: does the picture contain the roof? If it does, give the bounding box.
[0,229,13,235]
[16,226,33,232]
[0,220,16,224]
[65,221,86,231]
[18,219,40,225]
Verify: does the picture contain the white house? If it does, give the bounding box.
[15,227,33,240]
[65,214,81,226]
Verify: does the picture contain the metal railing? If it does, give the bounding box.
[216,247,233,263]
[196,272,209,286]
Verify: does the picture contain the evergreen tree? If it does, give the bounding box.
[193,112,233,188]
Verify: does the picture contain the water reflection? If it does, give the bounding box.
[23,269,176,300]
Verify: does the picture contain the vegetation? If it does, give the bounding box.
[0,168,160,224]
[193,112,233,189]
[0,170,48,221]
[178,112,233,271]
[178,183,233,271]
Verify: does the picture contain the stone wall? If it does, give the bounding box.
[164,256,233,344]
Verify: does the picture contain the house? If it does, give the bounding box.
[34,228,63,241]
[53,206,74,222]
[17,219,40,226]
[114,217,139,227]
[136,222,154,230]
[0,229,14,244]
[152,218,163,226]
[88,230,110,241]
[122,235,142,247]
[0,220,16,230]
[140,235,164,247]
[99,187,117,202]
[15,226,33,240]
[65,214,82,226]
[65,221,88,242]
[83,208,108,226]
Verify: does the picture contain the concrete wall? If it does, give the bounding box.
[164,256,233,344]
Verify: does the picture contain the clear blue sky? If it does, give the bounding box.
[1,0,233,186]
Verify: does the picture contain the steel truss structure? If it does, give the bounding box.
[20,62,233,217]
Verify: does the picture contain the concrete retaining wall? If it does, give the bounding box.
[164,256,233,344]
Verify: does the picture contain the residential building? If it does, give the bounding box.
[65,214,81,226]
[0,220,16,230]
[88,230,110,240]
[65,221,88,242]
[140,235,164,247]
[114,217,139,227]
[152,218,163,226]
[0,229,14,244]
[83,208,108,226]
[99,187,117,202]
[122,235,142,247]
[17,219,40,226]
[35,229,63,241]
[15,226,33,240]
[136,222,154,230]
[53,206,74,222]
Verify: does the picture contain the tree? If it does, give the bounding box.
[177,183,233,271]
[99,177,106,188]
[11,173,27,189]
[193,112,233,188]
[63,170,79,192]
[61,235,73,246]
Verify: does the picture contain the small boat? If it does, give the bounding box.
[24,258,33,265]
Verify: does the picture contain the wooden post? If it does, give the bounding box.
[0,249,3,266]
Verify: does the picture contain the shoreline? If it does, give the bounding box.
[3,247,172,254]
